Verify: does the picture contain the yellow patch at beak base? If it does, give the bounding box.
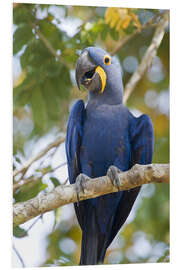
[95,66,106,93]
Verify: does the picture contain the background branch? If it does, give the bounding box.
[13,163,169,227]
[13,136,65,178]
[33,24,72,69]
[13,244,25,268]
[123,11,169,104]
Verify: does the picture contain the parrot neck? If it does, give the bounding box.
[88,79,123,105]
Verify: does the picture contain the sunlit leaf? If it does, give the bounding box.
[105,7,141,33]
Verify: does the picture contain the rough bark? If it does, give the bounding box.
[13,163,169,227]
[123,11,169,104]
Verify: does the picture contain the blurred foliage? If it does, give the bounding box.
[13,4,169,267]
[105,8,141,32]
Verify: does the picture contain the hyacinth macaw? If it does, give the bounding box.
[65,47,154,265]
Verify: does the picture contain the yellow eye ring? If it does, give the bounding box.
[104,55,111,65]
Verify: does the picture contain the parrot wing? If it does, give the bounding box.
[65,99,85,229]
[107,113,154,247]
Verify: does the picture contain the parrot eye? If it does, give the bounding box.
[104,55,111,65]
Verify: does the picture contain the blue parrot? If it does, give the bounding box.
[65,47,154,265]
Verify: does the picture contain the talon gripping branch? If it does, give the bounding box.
[65,47,154,265]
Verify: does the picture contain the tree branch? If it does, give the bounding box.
[13,136,65,178]
[33,25,71,70]
[13,163,169,227]
[13,244,25,268]
[123,11,169,104]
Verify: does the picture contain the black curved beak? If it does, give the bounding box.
[75,50,97,91]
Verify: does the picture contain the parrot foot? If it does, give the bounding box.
[75,173,89,206]
[107,165,122,192]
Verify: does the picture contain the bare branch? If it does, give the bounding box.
[33,25,72,69]
[26,215,43,233]
[13,163,169,227]
[123,11,169,104]
[13,136,65,178]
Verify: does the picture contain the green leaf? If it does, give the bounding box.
[124,21,136,35]
[109,27,119,41]
[14,88,32,108]
[52,68,71,99]
[40,82,61,121]
[100,25,109,41]
[13,74,35,108]
[38,20,64,50]
[13,5,34,25]
[13,76,36,109]
[14,74,34,96]
[30,87,48,134]
[14,178,47,203]
[13,226,28,238]
[157,247,169,262]
[43,59,63,78]
[20,38,52,70]
[36,166,51,174]
[50,177,60,187]
[13,23,34,55]
[15,156,21,164]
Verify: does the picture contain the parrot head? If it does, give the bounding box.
[75,47,123,103]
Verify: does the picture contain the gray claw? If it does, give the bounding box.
[75,173,89,206]
[107,165,122,192]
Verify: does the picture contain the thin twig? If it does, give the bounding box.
[38,147,57,168]
[13,244,25,268]
[123,11,169,104]
[13,163,169,227]
[48,162,67,175]
[61,177,69,185]
[13,176,38,193]
[33,24,72,69]
[13,162,67,193]
[26,215,43,233]
[13,136,65,178]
